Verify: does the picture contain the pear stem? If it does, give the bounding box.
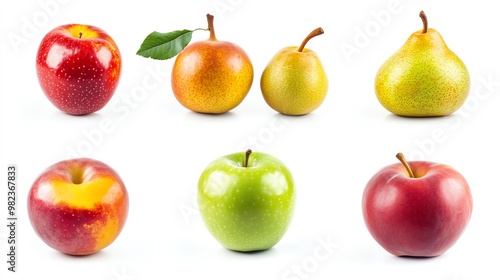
[396,153,415,178]
[298,27,324,52]
[206,14,217,41]
[419,11,428,34]
[244,149,252,168]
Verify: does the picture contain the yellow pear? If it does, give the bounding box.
[261,28,328,116]
[375,11,470,117]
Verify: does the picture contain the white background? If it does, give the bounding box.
[1,0,499,279]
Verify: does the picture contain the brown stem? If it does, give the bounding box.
[419,11,428,34]
[70,167,84,184]
[79,32,83,39]
[206,14,217,40]
[244,149,252,168]
[396,153,415,178]
[298,27,324,52]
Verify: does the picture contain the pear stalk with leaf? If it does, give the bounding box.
[137,14,253,114]
[375,11,470,117]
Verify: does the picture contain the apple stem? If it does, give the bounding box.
[79,32,83,39]
[298,27,324,52]
[207,14,217,41]
[396,153,415,178]
[419,11,428,34]
[70,167,84,184]
[244,149,252,168]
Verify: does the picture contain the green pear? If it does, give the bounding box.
[261,28,328,116]
[375,11,470,117]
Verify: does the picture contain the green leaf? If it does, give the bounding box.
[136,29,196,60]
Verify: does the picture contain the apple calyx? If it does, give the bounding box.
[419,11,428,34]
[244,149,252,168]
[396,153,415,178]
[298,27,324,52]
[206,14,217,41]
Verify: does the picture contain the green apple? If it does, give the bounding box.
[198,149,296,252]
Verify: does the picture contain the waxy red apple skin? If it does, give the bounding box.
[362,160,473,257]
[36,24,121,115]
[28,202,121,255]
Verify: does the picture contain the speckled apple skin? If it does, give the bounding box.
[36,24,121,115]
[28,158,128,255]
[198,151,295,252]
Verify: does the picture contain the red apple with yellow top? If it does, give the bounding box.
[27,158,128,255]
[36,24,121,115]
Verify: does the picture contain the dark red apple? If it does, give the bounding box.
[362,153,473,257]
[36,24,121,115]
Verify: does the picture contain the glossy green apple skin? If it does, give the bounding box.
[198,151,295,252]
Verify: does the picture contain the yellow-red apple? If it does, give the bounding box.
[36,24,121,115]
[28,158,128,255]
